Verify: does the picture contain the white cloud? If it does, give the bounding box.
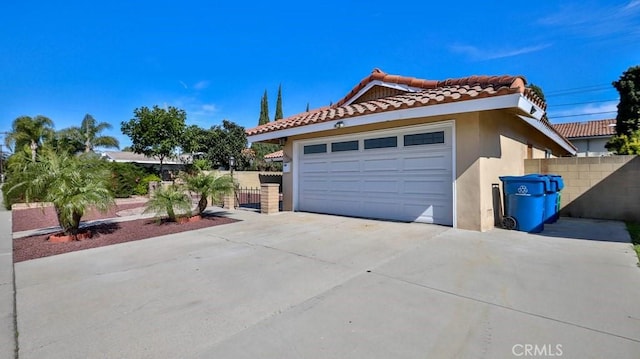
[201,104,216,113]
[179,81,188,89]
[538,2,640,41]
[193,80,210,90]
[625,0,640,9]
[449,43,551,61]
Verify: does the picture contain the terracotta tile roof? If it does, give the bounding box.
[247,69,546,137]
[552,119,616,138]
[264,149,283,159]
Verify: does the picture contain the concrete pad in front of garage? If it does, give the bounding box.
[15,212,640,358]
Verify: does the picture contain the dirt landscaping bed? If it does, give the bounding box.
[13,214,239,263]
[12,201,148,232]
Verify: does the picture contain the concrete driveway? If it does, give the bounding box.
[15,211,640,358]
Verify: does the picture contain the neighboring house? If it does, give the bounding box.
[246,68,576,231]
[552,119,616,157]
[100,151,193,179]
[264,150,283,162]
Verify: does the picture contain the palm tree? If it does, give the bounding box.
[184,172,235,215]
[64,114,120,153]
[143,185,192,222]
[8,150,115,237]
[5,115,55,161]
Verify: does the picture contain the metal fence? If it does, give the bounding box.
[234,187,283,211]
[236,187,261,209]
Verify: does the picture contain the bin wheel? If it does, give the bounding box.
[502,216,517,230]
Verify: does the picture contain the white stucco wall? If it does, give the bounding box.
[571,137,612,157]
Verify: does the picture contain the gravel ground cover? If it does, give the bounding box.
[13,214,239,263]
[12,202,147,232]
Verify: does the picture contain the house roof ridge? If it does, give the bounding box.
[246,69,554,138]
[552,118,617,138]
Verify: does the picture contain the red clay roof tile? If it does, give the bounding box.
[552,119,616,138]
[246,69,546,137]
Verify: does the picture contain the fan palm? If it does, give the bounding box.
[143,185,192,222]
[8,150,115,236]
[184,172,235,215]
[5,115,55,161]
[63,114,120,153]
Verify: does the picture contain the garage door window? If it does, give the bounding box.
[364,136,397,150]
[331,140,359,152]
[303,144,327,154]
[404,131,445,146]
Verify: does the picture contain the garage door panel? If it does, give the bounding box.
[298,124,453,225]
[403,179,450,194]
[362,180,400,193]
[329,160,361,173]
[403,155,450,171]
[330,180,361,192]
[362,158,400,172]
[301,161,329,173]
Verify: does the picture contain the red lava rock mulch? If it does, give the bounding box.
[12,202,146,232]
[13,214,239,263]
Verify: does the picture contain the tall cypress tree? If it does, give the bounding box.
[274,85,283,121]
[258,90,270,125]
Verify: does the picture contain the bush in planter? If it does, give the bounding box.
[143,185,192,222]
[183,171,235,215]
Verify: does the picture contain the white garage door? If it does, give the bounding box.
[296,123,454,225]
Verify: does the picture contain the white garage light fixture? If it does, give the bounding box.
[334,121,345,129]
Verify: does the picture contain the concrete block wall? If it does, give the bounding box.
[524,156,640,222]
[207,171,282,189]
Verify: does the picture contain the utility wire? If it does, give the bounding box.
[548,111,616,119]
[544,83,611,95]
[548,99,618,107]
[546,86,613,98]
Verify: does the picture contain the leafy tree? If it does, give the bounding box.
[259,90,270,125]
[7,150,114,237]
[202,120,248,169]
[183,171,234,215]
[143,185,192,222]
[180,124,208,154]
[5,115,55,161]
[607,65,640,154]
[274,84,283,121]
[62,114,120,153]
[121,105,186,176]
[528,83,545,101]
[606,129,640,155]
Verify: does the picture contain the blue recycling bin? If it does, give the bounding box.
[499,175,550,233]
[546,175,564,223]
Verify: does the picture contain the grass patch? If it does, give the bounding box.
[626,221,640,263]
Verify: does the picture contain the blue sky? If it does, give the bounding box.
[1,0,639,150]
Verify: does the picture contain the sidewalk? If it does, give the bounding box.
[0,193,17,358]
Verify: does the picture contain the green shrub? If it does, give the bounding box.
[135,174,162,195]
[107,162,146,198]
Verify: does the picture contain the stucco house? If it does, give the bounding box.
[552,119,616,157]
[246,69,576,231]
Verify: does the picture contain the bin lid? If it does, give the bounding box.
[547,174,565,191]
[499,175,551,195]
